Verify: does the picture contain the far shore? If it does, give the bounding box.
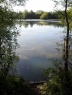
[15,19,61,22]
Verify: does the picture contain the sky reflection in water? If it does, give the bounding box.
[16,20,65,81]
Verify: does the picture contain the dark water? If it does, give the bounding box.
[16,20,65,81]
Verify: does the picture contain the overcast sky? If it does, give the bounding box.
[13,0,56,12]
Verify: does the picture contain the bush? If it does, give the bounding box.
[44,60,72,95]
[0,75,30,95]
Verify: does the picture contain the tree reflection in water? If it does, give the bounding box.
[15,20,64,28]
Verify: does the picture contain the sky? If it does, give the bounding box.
[13,0,56,12]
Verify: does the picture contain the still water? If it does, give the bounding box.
[15,20,65,81]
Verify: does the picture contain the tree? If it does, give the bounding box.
[0,1,32,95]
[63,0,72,72]
[52,0,72,74]
[23,9,29,19]
[0,0,22,79]
[44,0,72,95]
[47,11,60,19]
[18,11,23,19]
[40,12,48,19]
[28,10,35,19]
[0,0,28,76]
[35,10,44,19]
[0,0,27,6]
[0,6,19,77]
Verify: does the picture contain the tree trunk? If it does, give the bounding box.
[64,0,69,72]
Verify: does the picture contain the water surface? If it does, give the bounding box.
[16,20,65,81]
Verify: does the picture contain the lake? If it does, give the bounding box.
[15,20,65,82]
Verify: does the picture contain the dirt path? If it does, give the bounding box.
[28,81,47,95]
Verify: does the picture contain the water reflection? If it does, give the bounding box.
[15,20,64,28]
[16,20,65,81]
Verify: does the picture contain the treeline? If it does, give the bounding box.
[11,10,63,19]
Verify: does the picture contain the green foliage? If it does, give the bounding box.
[23,9,29,19]
[0,2,35,95]
[0,1,39,95]
[18,11,23,19]
[28,10,35,19]
[0,0,27,6]
[0,2,19,79]
[68,7,72,30]
[40,12,48,19]
[35,10,44,19]
[0,75,30,95]
[6,8,71,20]
[44,60,72,95]
[10,10,66,19]
[0,0,4,3]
